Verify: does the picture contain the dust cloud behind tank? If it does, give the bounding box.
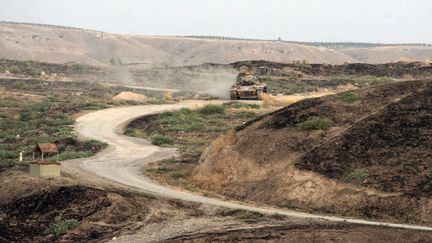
[126,64,237,99]
[230,66,268,100]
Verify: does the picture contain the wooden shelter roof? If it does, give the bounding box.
[34,143,58,153]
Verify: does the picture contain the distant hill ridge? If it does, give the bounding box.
[1,21,432,65]
[0,21,105,34]
[2,21,430,48]
[180,35,432,49]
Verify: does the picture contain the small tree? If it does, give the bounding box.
[110,57,116,65]
[110,57,123,65]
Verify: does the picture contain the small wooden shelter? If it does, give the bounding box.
[33,143,59,163]
[30,143,60,178]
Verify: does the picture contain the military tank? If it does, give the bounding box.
[229,67,267,100]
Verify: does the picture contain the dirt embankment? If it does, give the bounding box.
[112,91,148,102]
[295,88,432,196]
[192,80,432,225]
[167,224,432,243]
[6,168,418,243]
[0,168,206,242]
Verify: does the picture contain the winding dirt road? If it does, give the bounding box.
[63,100,432,232]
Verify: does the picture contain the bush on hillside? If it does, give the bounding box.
[44,219,79,236]
[298,116,332,130]
[198,104,225,115]
[151,134,175,147]
[341,92,361,103]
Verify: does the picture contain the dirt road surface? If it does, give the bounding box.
[62,100,432,233]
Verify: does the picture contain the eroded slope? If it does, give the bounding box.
[192,80,432,224]
[296,87,432,196]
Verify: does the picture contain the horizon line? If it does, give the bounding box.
[1,20,431,47]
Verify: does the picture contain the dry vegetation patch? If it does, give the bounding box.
[125,102,270,189]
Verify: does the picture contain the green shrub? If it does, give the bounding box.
[236,111,257,119]
[157,109,205,132]
[55,115,74,125]
[178,107,193,114]
[30,102,51,112]
[294,63,312,70]
[12,81,26,89]
[0,99,19,108]
[146,166,171,174]
[341,92,361,103]
[70,64,84,71]
[358,75,394,86]
[0,150,17,159]
[82,139,107,151]
[267,81,316,94]
[298,116,332,130]
[344,169,368,184]
[124,128,134,136]
[44,219,79,236]
[188,122,205,131]
[30,69,41,76]
[124,128,147,138]
[198,104,225,115]
[0,160,15,171]
[160,110,175,117]
[52,151,94,161]
[151,134,175,147]
[158,111,177,124]
[170,171,186,179]
[83,102,106,110]
[8,66,21,74]
[222,101,243,108]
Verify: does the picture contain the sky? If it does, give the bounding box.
[0,0,431,44]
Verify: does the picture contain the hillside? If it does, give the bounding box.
[1,22,432,66]
[192,79,432,225]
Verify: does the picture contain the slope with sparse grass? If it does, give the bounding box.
[125,102,271,188]
[0,83,109,170]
